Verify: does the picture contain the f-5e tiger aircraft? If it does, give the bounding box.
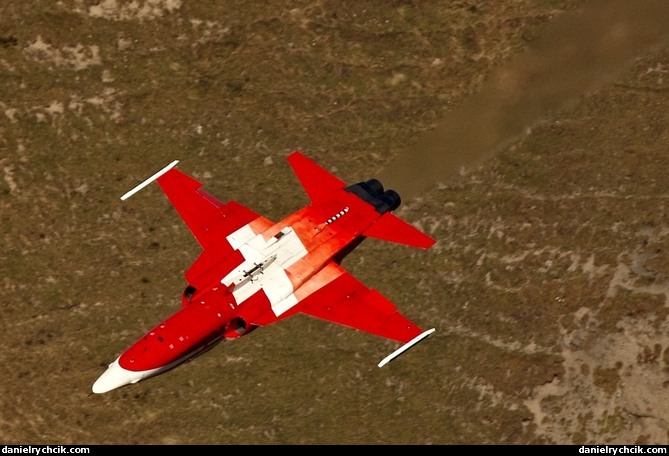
[92,151,436,394]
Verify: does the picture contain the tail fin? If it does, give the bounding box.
[288,150,436,249]
[287,151,346,203]
[364,212,436,249]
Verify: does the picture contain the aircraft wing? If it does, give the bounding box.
[120,161,272,286]
[155,167,271,252]
[156,167,274,287]
[239,261,433,366]
[295,263,426,344]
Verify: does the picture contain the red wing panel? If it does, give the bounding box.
[156,168,272,251]
[296,266,424,343]
[287,151,346,203]
[185,248,246,291]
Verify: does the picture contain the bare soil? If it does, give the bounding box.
[1,0,668,444]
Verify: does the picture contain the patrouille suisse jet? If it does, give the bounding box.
[92,151,436,394]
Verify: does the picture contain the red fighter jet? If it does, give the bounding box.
[92,151,436,394]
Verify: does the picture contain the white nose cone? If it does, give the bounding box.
[92,358,141,394]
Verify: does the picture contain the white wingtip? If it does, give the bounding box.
[378,328,436,368]
[120,160,179,201]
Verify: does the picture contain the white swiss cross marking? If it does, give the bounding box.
[222,225,307,316]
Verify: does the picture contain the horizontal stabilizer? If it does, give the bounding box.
[287,151,346,203]
[363,212,436,249]
[378,328,435,367]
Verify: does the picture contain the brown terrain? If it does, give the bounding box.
[1,0,669,445]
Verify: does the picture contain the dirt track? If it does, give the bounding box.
[2,0,669,444]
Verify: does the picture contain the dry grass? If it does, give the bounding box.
[2,0,669,444]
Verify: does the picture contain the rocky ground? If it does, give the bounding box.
[1,0,668,444]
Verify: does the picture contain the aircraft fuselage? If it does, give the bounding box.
[92,152,434,394]
[93,185,381,393]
